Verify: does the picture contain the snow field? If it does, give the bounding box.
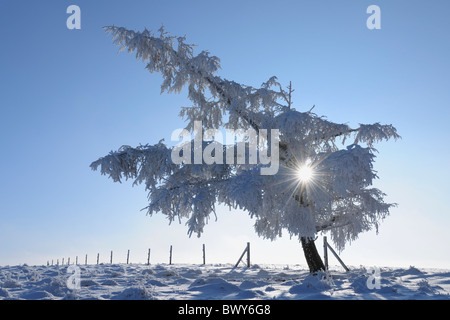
[0,263,449,300]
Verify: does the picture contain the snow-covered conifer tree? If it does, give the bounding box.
[91,26,400,273]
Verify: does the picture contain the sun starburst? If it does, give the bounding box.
[297,164,314,183]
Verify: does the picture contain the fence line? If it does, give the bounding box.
[45,240,348,270]
[46,243,250,268]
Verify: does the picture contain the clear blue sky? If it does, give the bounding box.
[1,0,449,269]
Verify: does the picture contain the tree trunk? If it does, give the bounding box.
[301,237,326,274]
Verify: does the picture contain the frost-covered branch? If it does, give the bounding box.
[104,25,286,132]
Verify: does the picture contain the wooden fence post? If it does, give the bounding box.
[202,244,206,265]
[323,236,349,272]
[127,250,130,264]
[85,254,87,265]
[169,245,173,265]
[147,249,151,265]
[324,236,329,270]
[97,253,99,265]
[235,242,250,268]
[246,242,250,268]
[110,250,113,264]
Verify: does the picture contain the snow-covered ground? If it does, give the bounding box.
[0,263,449,300]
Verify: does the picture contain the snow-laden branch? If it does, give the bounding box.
[104,25,285,132]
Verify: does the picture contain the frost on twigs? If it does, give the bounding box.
[92,25,400,250]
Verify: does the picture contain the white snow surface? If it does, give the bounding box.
[0,263,449,300]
